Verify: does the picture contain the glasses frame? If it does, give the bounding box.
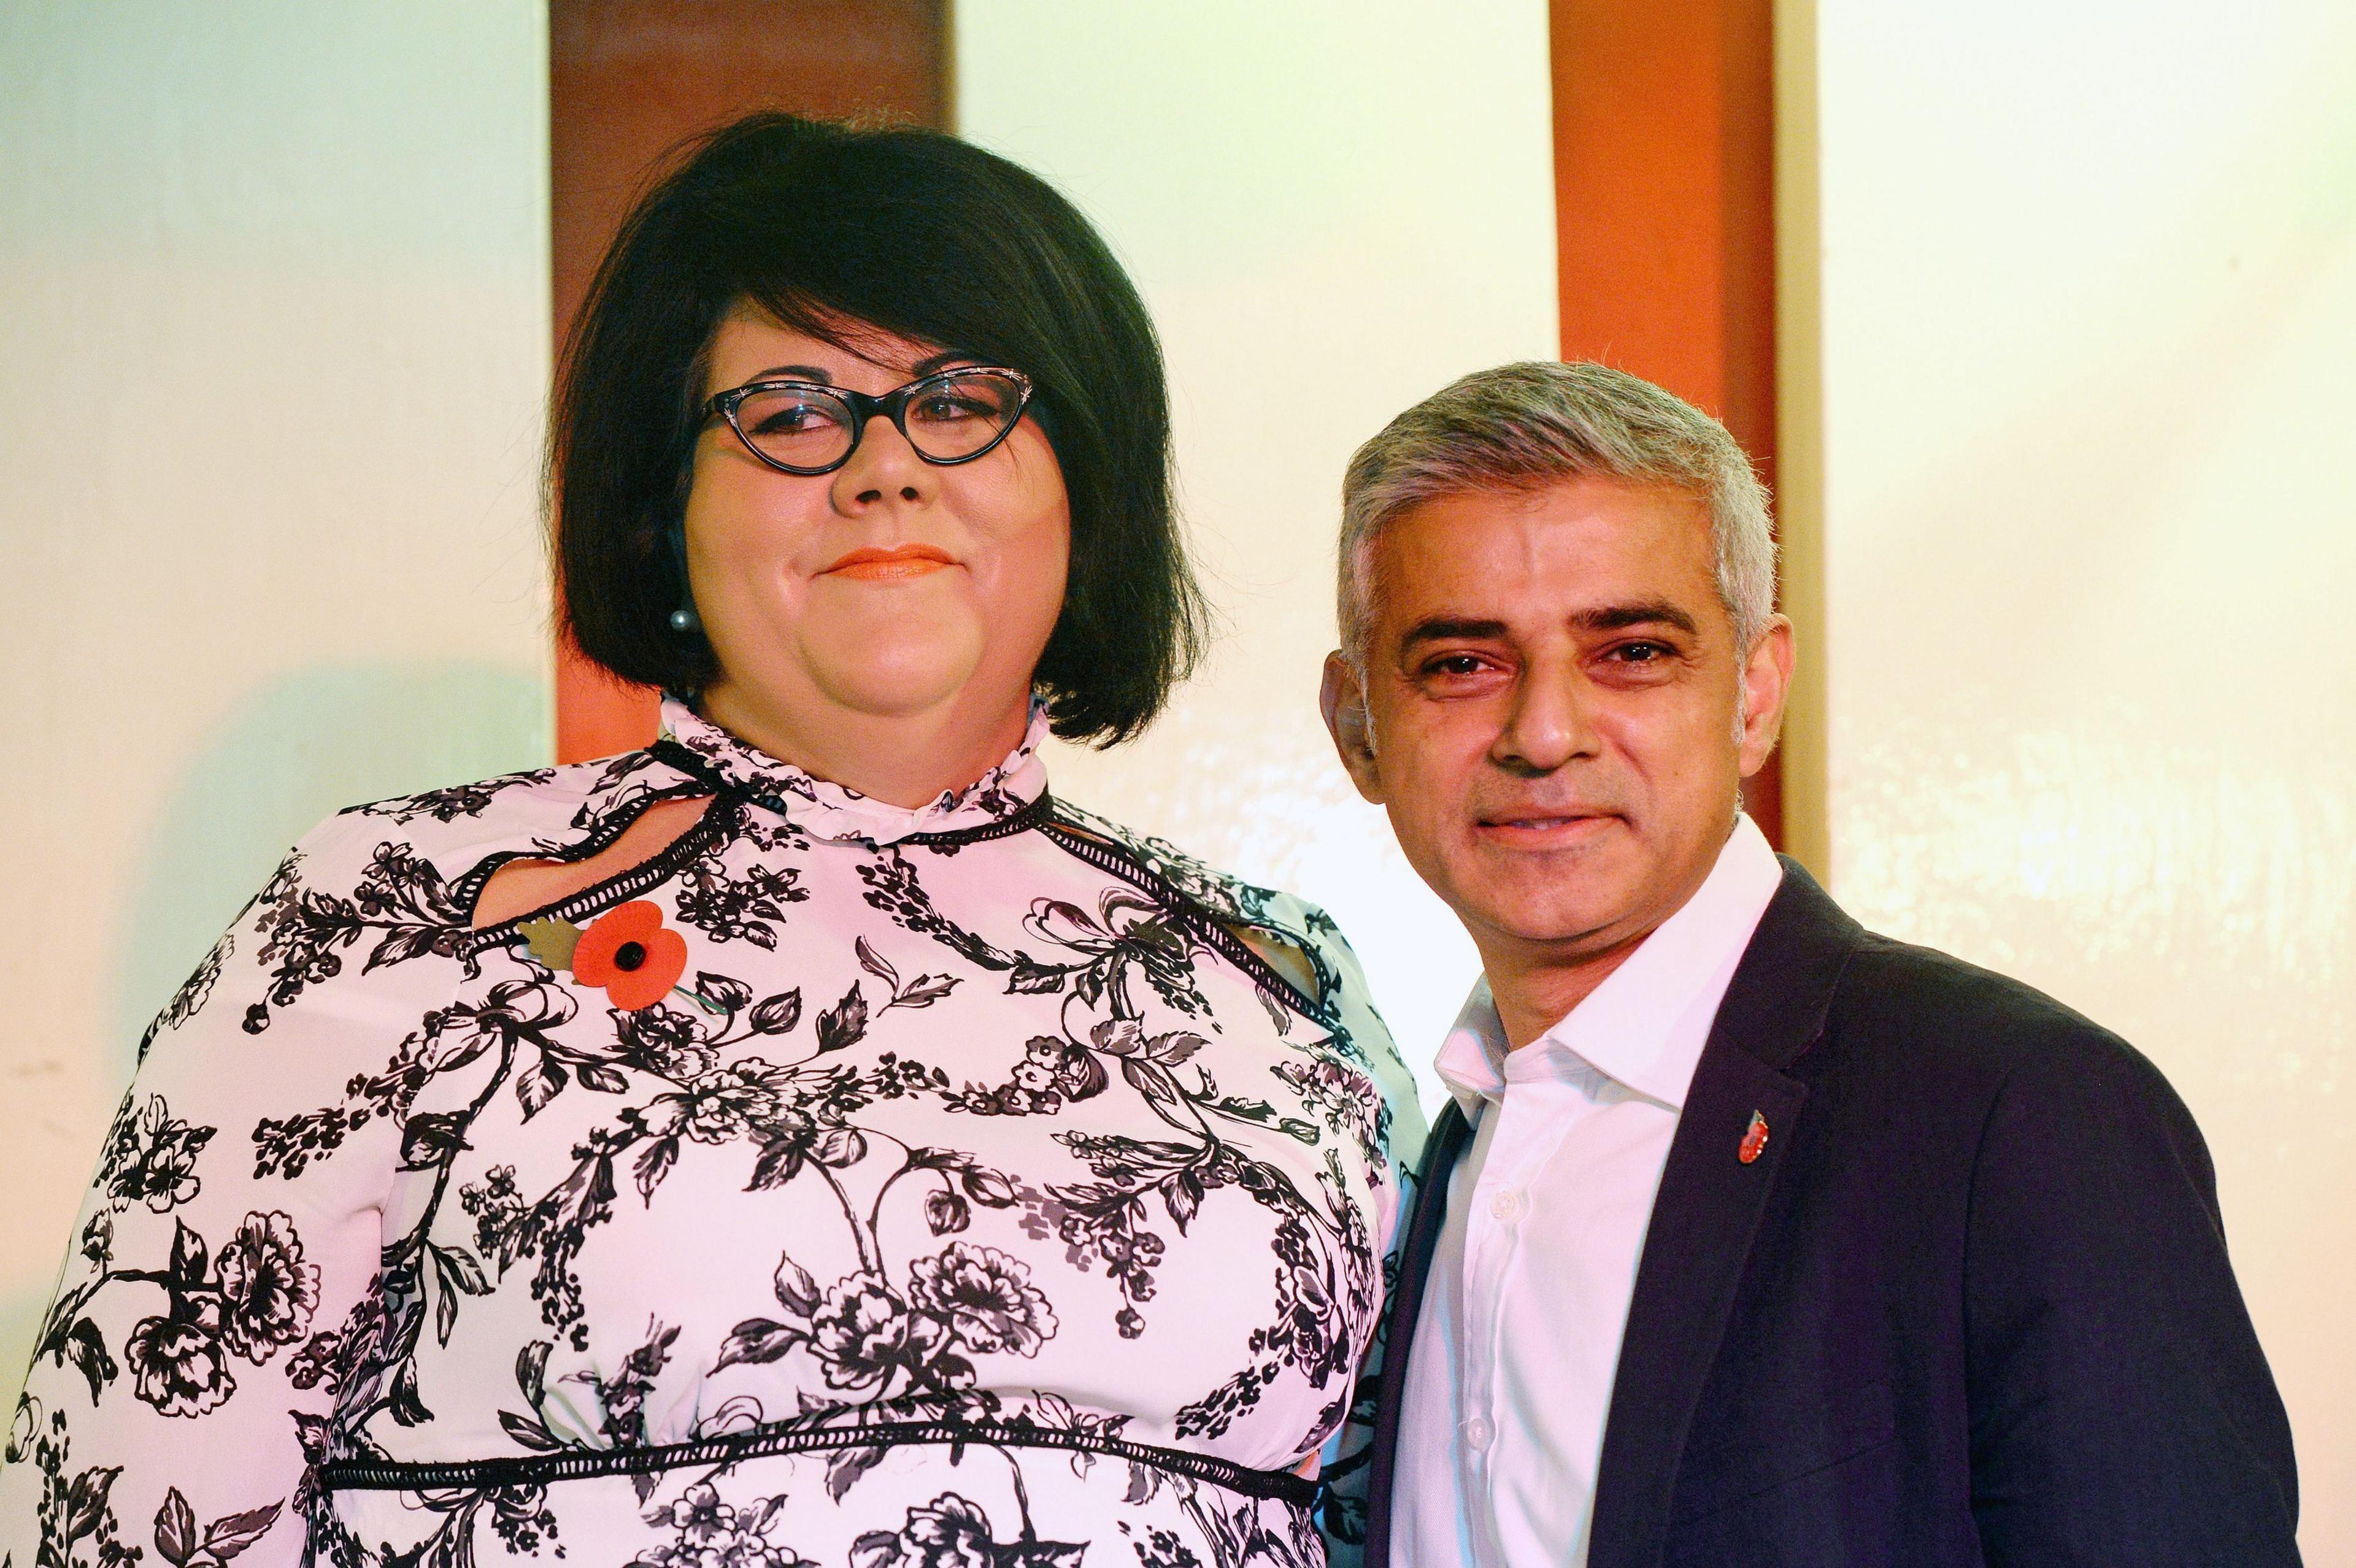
[699,365,1037,477]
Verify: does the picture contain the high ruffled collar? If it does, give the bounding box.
[657,696,1051,846]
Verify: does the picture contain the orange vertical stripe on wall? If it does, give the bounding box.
[1549,0,1783,845]
[547,1,951,764]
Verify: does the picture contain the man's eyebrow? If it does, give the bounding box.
[1395,604,1700,650]
[1572,600,1700,636]
[1397,617,1511,653]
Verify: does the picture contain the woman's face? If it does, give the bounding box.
[683,308,1071,748]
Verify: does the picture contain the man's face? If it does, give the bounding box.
[1322,475,1790,971]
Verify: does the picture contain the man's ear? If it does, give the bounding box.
[1320,651,1385,804]
[1738,614,1795,777]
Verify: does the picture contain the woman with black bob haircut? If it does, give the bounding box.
[558,110,1198,743]
[0,112,1421,1568]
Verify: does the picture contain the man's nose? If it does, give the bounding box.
[1492,666,1596,777]
[831,412,934,511]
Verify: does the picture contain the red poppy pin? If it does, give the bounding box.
[517,901,695,1011]
[1738,1110,1770,1165]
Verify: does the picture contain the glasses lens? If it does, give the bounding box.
[732,386,853,471]
[902,371,1027,460]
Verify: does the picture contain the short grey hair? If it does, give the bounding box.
[1338,361,1777,664]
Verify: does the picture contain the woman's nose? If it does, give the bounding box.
[831,412,934,510]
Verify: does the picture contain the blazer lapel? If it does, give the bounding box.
[1365,1097,1473,1567]
[1587,859,1862,1568]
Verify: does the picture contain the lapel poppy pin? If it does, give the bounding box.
[1738,1110,1770,1165]
[516,901,702,1012]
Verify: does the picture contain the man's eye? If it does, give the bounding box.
[1422,655,1490,677]
[1610,641,1671,663]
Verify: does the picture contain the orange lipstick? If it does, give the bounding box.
[822,544,955,582]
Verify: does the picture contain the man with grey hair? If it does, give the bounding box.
[1325,362,2297,1566]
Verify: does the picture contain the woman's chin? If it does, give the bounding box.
[806,648,989,721]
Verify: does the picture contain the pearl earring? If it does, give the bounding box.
[669,607,697,632]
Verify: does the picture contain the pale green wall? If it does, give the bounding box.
[0,2,553,1402]
[1811,0,2356,1546]
[957,0,1562,1112]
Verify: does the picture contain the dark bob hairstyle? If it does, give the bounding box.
[551,111,1206,745]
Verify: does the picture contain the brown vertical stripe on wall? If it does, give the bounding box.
[548,1,951,764]
[1549,0,1784,845]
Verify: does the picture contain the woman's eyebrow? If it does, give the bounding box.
[744,355,975,384]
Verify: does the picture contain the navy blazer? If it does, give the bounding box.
[1363,859,2299,1567]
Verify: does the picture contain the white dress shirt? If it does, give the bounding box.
[1395,815,1785,1567]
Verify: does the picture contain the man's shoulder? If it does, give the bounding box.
[1835,928,2103,1044]
[1817,922,2183,1121]
[1752,903,2220,1236]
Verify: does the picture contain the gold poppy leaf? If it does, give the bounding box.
[517,917,582,972]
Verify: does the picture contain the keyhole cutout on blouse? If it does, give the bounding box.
[1050,821,1320,1000]
[1236,926,1317,999]
[471,796,716,930]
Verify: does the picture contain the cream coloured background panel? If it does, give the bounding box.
[1812,0,2356,1547]
[956,0,1561,1113]
[0,4,553,1401]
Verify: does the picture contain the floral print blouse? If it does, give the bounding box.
[2,699,1424,1568]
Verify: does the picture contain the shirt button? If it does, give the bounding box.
[1464,1416,1494,1449]
[1488,1188,1525,1221]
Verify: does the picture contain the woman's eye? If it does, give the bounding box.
[749,402,837,436]
[914,394,987,423]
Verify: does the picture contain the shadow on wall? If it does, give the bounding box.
[107,660,550,1087]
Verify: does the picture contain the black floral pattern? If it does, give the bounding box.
[123,1315,234,1420]
[243,843,473,1034]
[139,937,231,1066]
[672,817,811,949]
[102,1098,214,1216]
[0,699,1422,1568]
[346,769,558,828]
[8,1395,141,1568]
[637,1482,815,1568]
[849,1491,1081,1568]
[907,1245,1055,1359]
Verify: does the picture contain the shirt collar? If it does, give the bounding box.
[658,694,1052,847]
[1435,814,1786,1116]
[1433,977,1514,1111]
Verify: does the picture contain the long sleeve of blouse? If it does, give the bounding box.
[2,811,465,1568]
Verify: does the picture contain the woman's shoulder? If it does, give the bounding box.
[1047,800,1322,939]
[1046,800,1369,1009]
[287,744,700,901]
